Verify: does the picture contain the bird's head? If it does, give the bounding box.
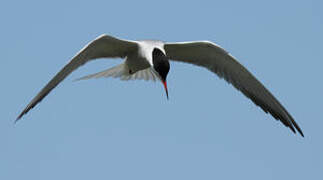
[152,48,170,99]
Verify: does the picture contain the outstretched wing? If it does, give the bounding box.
[16,34,138,121]
[164,41,303,136]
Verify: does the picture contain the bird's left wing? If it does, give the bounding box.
[16,35,138,121]
[164,41,303,136]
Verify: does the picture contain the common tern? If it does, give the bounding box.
[16,34,303,136]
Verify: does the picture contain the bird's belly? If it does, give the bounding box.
[125,57,151,73]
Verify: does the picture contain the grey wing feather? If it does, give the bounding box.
[16,35,138,121]
[164,41,303,136]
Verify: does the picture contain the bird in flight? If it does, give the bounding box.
[16,34,303,136]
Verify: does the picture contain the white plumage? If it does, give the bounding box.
[16,34,303,136]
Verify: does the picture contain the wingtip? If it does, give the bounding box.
[14,117,20,124]
[15,114,23,124]
[298,129,304,137]
[290,124,304,137]
[15,109,27,124]
[295,123,304,137]
[289,119,304,137]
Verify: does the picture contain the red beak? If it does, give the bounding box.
[162,80,169,100]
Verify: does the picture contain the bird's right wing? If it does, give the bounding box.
[164,41,303,136]
[16,34,138,121]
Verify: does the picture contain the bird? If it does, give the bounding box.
[16,34,304,137]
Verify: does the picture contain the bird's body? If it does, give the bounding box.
[16,34,304,136]
[126,40,165,73]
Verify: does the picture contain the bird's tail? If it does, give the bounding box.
[74,63,127,81]
[75,63,159,82]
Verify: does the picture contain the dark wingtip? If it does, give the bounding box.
[296,127,304,137]
[287,116,304,137]
[300,132,304,137]
[15,112,25,124]
[293,122,304,137]
[14,118,20,124]
[287,121,304,137]
[15,106,32,124]
[285,119,304,137]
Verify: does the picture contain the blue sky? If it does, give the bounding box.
[1,0,322,179]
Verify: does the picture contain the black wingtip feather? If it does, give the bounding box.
[240,86,304,137]
[15,108,29,123]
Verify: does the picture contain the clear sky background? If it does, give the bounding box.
[1,0,322,179]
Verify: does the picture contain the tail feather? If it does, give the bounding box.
[75,63,159,82]
[75,63,126,81]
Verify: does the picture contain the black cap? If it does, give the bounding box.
[152,48,170,81]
